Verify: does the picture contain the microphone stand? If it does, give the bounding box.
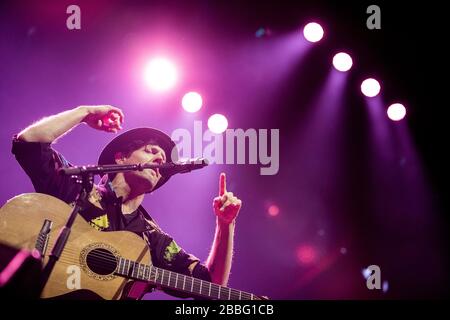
[38,162,169,297]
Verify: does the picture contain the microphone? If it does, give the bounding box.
[57,158,209,177]
[159,157,209,177]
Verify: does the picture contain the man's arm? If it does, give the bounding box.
[12,104,124,203]
[205,218,236,286]
[18,105,124,143]
[206,173,242,286]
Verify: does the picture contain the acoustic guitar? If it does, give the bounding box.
[0,193,266,300]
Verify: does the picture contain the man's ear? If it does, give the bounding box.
[114,152,126,164]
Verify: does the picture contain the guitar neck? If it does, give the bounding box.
[116,257,260,300]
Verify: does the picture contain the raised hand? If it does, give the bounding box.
[213,172,242,225]
[81,105,124,133]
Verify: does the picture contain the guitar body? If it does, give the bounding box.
[0,193,150,300]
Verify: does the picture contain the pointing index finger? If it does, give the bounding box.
[219,172,227,196]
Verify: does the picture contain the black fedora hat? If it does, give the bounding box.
[98,127,178,192]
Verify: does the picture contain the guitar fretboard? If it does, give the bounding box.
[116,257,258,300]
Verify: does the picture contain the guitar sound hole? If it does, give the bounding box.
[86,248,117,276]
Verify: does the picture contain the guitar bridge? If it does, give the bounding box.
[35,219,53,258]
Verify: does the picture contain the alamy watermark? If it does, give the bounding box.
[66,265,81,290]
[66,5,380,32]
[170,121,279,175]
[66,5,81,30]
[366,5,381,30]
[363,265,389,293]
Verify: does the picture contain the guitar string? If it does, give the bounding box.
[43,245,254,300]
[44,245,255,300]
[45,241,148,259]
[42,242,253,298]
[44,243,145,265]
[48,253,254,300]
[54,254,256,301]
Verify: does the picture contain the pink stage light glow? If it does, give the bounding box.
[268,204,280,217]
[296,245,317,265]
[143,57,177,91]
[182,92,203,113]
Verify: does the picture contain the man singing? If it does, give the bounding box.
[11,104,242,299]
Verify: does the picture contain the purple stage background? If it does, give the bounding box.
[0,0,447,299]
